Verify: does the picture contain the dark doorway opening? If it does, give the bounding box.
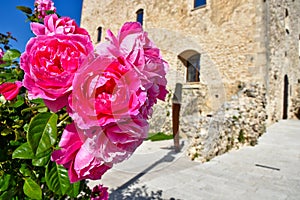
[283,75,289,119]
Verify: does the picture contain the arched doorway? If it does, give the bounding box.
[283,75,289,119]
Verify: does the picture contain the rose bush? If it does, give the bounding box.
[0,1,93,199]
[0,0,168,199]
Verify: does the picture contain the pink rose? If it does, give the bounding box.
[51,123,112,183]
[95,22,168,118]
[31,14,90,37]
[34,0,56,19]
[80,116,148,164]
[70,55,149,166]
[0,81,22,101]
[70,55,147,129]
[90,184,109,200]
[140,47,168,118]
[20,33,93,111]
[0,48,4,64]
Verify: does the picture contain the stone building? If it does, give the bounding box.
[81,0,300,161]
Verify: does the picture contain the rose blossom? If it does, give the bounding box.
[70,55,147,129]
[70,54,149,164]
[90,184,109,200]
[51,123,112,183]
[79,116,149,164]
[95,22,168,118]
[20,32,93,111]
[34,0,56,19]
[30,14,90,37]
[0,81,22,101]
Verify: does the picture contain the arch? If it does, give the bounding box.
[146,27,226,110]
[178,50,200,82]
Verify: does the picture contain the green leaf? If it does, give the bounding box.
[0,62,10,68]
[12,95,24,108]
[32,152,51,167]
[2,49,21,62]
[146,132,173,141]
[37,107,48,113]
[30,98,45,105]
[23,123,29,133]
[45,162,73,195]
[0,190,15,200]
[12,142,34,159]
[27,112,58,156]
[9,140,22,147]
[1,128,11,136]
[66,181,80,198]
[21,105,47,115]
[0,174,11,192]
[46,10,55,15]
[23,178,42,200]
[16,6,33,14]
[19,164,35,178]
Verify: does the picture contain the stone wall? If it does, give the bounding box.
[81,0,266,99]
[265,0,300,123]
[186,83,267,162]
[292,83,300,119]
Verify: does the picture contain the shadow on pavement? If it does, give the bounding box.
[109,144,184,200]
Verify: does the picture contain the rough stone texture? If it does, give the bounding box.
[185,83,267,162]
[81,0,265,100]
[265,0,300,123]
[81,0,300,161]
[291,83,300,119]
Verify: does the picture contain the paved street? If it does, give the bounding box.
[89,120,300,200]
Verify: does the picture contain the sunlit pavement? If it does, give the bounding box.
[89,120,300,200]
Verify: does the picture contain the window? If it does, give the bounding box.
[97,26,102,42]
[178,50,201,83]
[136,9,144,26]
[186,54,200,82]
[194,0,206,8]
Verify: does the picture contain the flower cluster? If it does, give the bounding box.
[1,0,168,190]
[52,22,168,183]
[34,0,56,19]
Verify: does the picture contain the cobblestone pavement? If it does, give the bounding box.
[89,120,300,200]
